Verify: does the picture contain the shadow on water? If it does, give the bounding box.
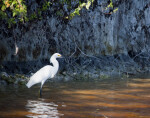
[0,75,150,118]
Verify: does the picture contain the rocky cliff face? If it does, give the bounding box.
[0,0,150,77]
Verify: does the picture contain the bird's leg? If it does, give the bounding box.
[39,87,42,97]
[39,81,45,97]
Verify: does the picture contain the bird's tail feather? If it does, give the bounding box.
[26,81,32,88]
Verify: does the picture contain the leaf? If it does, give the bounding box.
[65,16,69,19]
[13,11,17,17]
[113,8,118,13]
[0,11,7,19]
[1,5,6,11]
[86,1,91,10]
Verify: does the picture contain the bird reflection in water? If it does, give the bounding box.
[26,99,63,118]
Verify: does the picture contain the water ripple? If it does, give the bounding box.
[26,99,63,118]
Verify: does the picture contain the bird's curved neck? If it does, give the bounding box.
[50,57,59,70]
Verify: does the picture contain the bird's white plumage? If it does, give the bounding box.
[26,65,52,88]
[26,53,62,89]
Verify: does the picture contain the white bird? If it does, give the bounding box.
[26,53,62,96]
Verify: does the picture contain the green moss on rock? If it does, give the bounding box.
[0,73,28,85]
[1,74,15,84]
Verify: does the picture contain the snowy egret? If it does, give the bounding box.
[26,53,62,96]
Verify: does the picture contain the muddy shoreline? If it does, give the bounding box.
[1,54,150,85]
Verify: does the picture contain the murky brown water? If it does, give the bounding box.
[0,76,150,118]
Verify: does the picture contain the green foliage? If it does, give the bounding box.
[113,8,118,13]
[105,0,118,14]
[29,12,37,20]
[29,1,51,21]
[41,1,51,11]
[0,0,52,27]
[0,10,7,19]
[8,18,16,28]
[0,0,27,27]
[107,0,113,8]
[66,0,94,19]
[0,0,118,28]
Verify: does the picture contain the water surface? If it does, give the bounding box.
[0,76,150,118]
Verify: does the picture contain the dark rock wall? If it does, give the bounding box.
[0,0,150,62]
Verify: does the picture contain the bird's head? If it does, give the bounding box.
[54,53,62,58]
[51,53,62,59]
[50,53,62,63]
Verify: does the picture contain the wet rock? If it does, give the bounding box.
[0,72,29,85]
[0,72,15,84]
[0,72,8,85]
